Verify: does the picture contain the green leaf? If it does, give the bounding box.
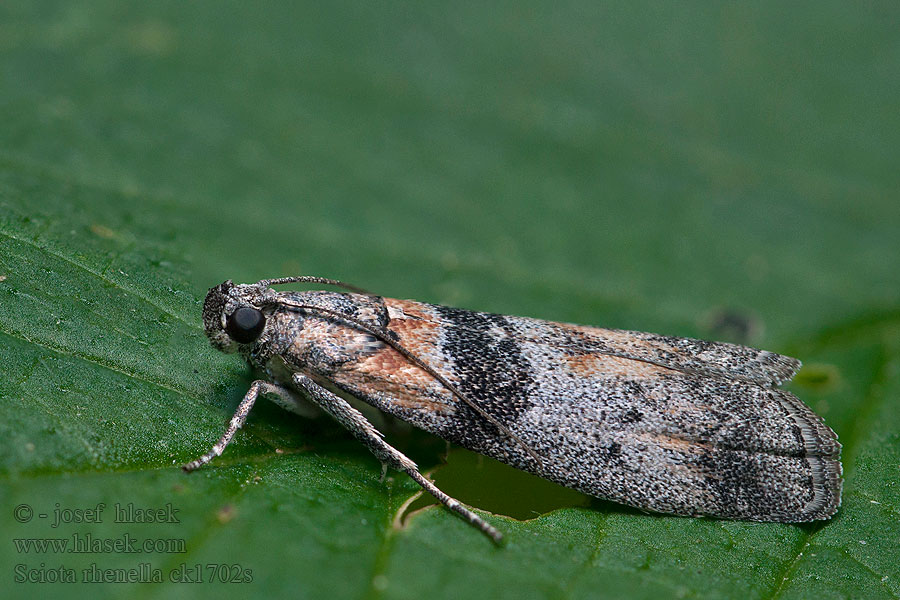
[1,2,898,599]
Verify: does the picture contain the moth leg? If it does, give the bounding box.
[258,381,321,419]
[291,373,503,544]
[182,380,286,472]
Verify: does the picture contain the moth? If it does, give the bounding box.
[184,276,842,543]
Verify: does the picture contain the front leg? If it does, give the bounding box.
[182,380,289,471]
[292,373,503,544]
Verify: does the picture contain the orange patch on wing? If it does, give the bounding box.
[650,433,704,453]
[389,315,441,346]
[554,322,679,355]
[332,303,459,414]
[341,345,455,414]
[385,298,435,322]
[384,312,448,374]
[563,352,671,379]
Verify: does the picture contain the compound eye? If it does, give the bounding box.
[225,307,266,344]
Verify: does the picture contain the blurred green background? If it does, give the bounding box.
[1,2,898,599]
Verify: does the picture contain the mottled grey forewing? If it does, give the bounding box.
[326,297,842,522]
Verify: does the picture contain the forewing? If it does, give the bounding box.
[329,297,841,522]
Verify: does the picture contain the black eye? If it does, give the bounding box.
[226,307,266,344]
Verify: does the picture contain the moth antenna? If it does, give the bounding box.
[273,300,543,467]
[257,276,373,296]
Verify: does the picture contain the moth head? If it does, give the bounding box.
[202,280,268,353]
